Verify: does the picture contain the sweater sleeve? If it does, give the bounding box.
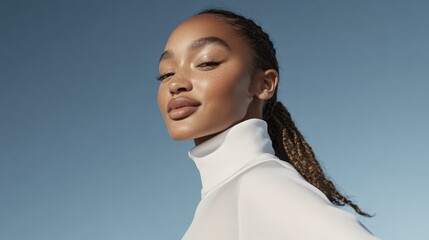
[236,160,380,240]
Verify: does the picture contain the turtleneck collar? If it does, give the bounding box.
[188,118,275,197]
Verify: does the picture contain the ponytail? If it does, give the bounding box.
[263,95,372,217]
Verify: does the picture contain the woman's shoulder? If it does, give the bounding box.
[237,158,331,205]
[235,159,379,240]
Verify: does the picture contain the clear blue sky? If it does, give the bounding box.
[1,0,428,239]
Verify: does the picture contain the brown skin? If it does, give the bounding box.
[157,14,278,145]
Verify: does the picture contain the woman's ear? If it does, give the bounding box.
[256,69,278,100]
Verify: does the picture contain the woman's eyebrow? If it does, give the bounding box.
[159,36,231,63]
[159,50,173,63]
[187,36,231,51]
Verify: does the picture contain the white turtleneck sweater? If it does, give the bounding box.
[182,119,379,240]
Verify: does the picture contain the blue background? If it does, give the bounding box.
[1,0,428,239]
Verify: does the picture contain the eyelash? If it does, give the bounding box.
[197,60,220,68]
[156,72,174,81]
[156,60,221,81]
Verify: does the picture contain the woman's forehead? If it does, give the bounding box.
[164,14,246,52]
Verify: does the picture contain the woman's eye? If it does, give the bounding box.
[156,72,174,81]
[197,61,220,68]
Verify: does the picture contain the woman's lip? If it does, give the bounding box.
[168,106,199,120]
[167,97,201,120]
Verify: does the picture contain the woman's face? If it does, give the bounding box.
[157,14,262,145]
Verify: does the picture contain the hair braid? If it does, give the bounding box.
[198,8,371,217]
[265,99,371,216]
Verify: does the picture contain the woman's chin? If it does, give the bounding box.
[168,131,196,141]
[168,131,217,145]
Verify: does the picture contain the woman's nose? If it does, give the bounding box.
[168,74,192,95]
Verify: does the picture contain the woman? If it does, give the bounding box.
[157,8,379,240]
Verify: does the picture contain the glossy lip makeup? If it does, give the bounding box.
[167,96,201,120]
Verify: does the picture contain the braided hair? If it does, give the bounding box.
[198,8,371,217]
